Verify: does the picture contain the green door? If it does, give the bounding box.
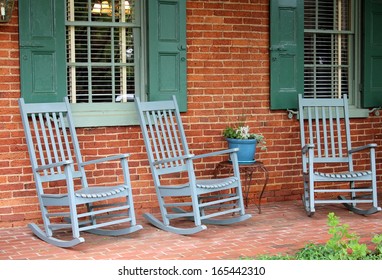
[363,0,382,108]
[147,0,187,111]
[19,0,67,103]
[270,0,304,110]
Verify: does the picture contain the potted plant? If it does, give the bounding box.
[223,124,266,164]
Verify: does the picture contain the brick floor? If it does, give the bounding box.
[1,200,382,260]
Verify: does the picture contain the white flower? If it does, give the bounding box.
[236,126,250,139]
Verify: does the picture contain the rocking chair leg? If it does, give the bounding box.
[202,214,252,225]
[143,213,207,235]
[171,207,252,225]
[87,225,143,236]
[302,194,314,217]
[28,223,85,248]
[338,195,381,216]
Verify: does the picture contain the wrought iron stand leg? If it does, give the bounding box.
[253,164,269,214]
[242,167,251,208]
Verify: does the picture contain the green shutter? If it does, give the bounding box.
[362,0,382,108]
[270,0,304,110]
[19,0,67,103]
[147,0,187,111]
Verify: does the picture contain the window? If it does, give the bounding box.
[304,0,353,99]
[270,0,382,111]
[66,0,141,104]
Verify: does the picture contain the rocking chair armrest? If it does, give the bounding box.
[80,153,131,166]
[35,160,74,172]
[192,148,239,160]
[301,144,314,154]
[153,154,195,166]
[349,143,377,154]
[152,149,239,166]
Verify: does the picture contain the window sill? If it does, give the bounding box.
[70,103,139,127]
[70,104,371,128]
[348,107,370,118]
[294,106,370,120]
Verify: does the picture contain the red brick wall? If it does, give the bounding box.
[0,0,381,227]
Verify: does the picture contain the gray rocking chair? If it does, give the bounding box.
[298,94,380,216]
[19,98,142,247]
[135,96,251,234]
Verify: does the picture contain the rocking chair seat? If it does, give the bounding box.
[196,177,238,189]
[40,186,127,200]
[75,186,128,198]
[308,171,372,180]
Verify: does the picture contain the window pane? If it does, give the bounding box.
[305,0,351,31]
[317,0,334,30]
[74,27,88,62]
[72,0,89,21]
[91,27,112,63]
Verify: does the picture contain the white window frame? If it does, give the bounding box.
[65,0,147,127]
[303,0,368,117]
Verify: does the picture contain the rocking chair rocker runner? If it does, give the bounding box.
[135,96,251,234]
[298,94,380,216]
[19,98,142,247]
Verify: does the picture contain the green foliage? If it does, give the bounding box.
[253,213,382,260]
[222,127,244,139]
[372,234,382,255]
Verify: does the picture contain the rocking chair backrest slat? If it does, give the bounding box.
[328,108,335,157]
[152,110,172,168]
[31,113,47,174]
[161,109,184,166]
[335,106,344,157]
[19,98,83,183]
[168,109,183,157]
[41,112,61,173]
[58,111,74,163]
[299,94,351,163]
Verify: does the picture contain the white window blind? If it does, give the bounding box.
[66,0,139,104]
[304,0,353,98]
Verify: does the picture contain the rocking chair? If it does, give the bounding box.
[298,94,380,216]
[19,98,142,247]
[135,96,251,234]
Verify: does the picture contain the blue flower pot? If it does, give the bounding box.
[226,138,257,164]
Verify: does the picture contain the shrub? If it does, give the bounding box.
[254,212,382,260]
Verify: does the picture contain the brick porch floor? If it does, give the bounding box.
[1,200,382,260]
